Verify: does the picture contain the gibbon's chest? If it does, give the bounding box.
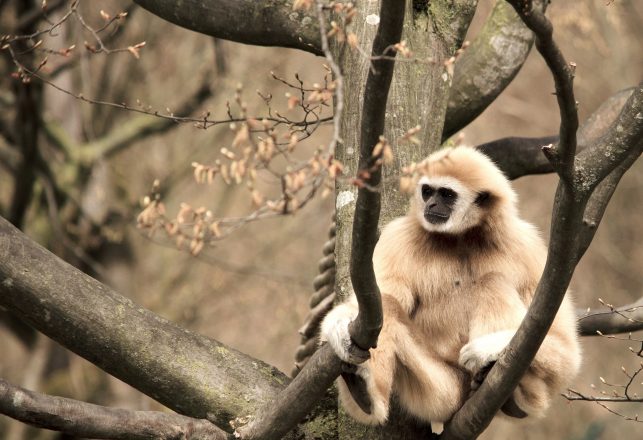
[405,243,514,358]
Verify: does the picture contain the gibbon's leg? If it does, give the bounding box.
[321,296,393,424]
[321,295,465,425]
[511,303,581,417]
[384,294,466,425]
[458,273,581,417]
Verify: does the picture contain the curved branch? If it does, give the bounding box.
[443,1,583,437]
[348,0,405,351]
[476,135,558,179]
[0,216,287,428]
[578,298,643,336]
[0,378,230,440]
[443,1,540,140]
[133,0,321,55]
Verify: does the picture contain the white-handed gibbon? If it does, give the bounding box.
[321,146,581,430]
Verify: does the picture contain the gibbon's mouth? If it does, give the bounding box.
[425,212,449,224]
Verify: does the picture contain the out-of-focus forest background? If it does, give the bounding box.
[0,0,641,439]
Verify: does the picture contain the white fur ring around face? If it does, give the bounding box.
[458,330,515,374]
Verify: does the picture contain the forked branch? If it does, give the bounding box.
[443,2,641,438]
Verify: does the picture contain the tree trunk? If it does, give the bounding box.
[333,1,476,437]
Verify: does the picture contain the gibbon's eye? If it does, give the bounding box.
[438,187,457,200]
[475,191,491,206]
[421,184,434,201]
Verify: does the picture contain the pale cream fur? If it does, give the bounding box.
[321,146,581,425]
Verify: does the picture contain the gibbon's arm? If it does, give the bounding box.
[459,272,527,375]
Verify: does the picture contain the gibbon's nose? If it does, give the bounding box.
[428,201,438,209]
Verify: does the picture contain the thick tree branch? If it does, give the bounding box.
[133,0,321,55]
[476,135,558,179]
[476,87,635,179]
[578,298,643,336]
[0,377,230,440]
[576,141,642,258]
[0,216,287,428]
[576,83,643,192]
[443,0,542,140]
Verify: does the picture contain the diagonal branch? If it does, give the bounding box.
[133,0,322,55]
[443,0,543,140]
[510,0,579,177]
[0,377,230,440]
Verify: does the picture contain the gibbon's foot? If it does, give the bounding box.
[341,362,373,414]
[502,396,528,418]
[468,359,528,419]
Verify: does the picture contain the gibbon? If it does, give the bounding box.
[321,146,581,430]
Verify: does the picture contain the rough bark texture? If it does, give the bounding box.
[333,1,476,438]
[133,0,321,55]
[443,0,537,140]
[0,217,286,429]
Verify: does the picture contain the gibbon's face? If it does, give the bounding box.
[415,175,491,234]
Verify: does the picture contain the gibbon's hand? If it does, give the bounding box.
[321,314,371,365]
[458,330,514,378]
